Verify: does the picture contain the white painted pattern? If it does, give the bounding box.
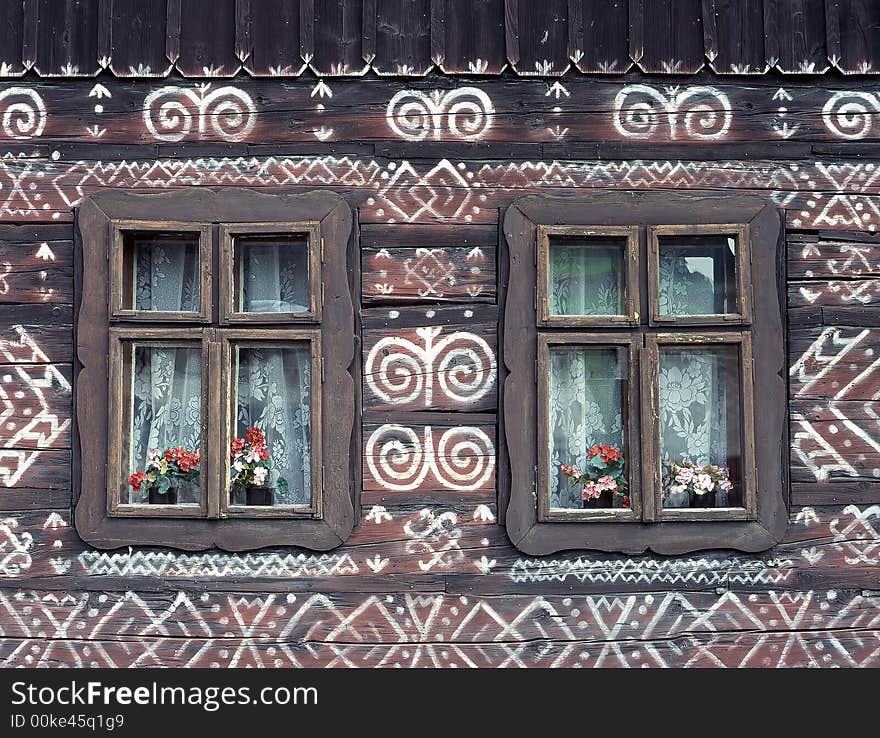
[0,517,33,576]
[0,326,70,488]
[386,87,494,141]
[612,84,732,140]
[364,326,496,407]
[143,84,257,142]
[1,589,877,667]
[823,90,880,140]
[365,424,494,492]
[0,87,46,139]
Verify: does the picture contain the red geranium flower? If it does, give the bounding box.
[230,437,245,457]
[128,471,147,491]
[588,444,622,463]
[258,446,270,461]
[245,427,265,447]
[178,451,200,473]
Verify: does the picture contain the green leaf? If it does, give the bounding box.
[154,476,171,494]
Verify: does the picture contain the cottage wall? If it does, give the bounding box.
[0,0,878,667]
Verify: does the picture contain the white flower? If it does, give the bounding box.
[253,467,268,485]
[233,460,244,473]
[245,448,261,463]
[694,474,714,493]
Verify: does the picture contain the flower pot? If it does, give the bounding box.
[690,489,716,508]
[583,490,613,509]
[148,487,177,505]
[663,489,690,508]
[246,485,274,506]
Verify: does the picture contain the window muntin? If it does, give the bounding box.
[538,334,639,522]
[648,333,756,522]
[108,329,208,518]
[221,331,322,519]
[220,223,322,324]
[648,225,751,325]
[538,226,640,326]
[110,221,212,321]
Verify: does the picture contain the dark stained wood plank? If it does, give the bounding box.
[789,279,880,308]
[372,0,432,75]
[437,0,506,74]
[511,0,570,75]
[176,0,239,77]
[787,238,880,279]
[310,0,367,75]
[362,246,496,304]
[0,0,25,76]
[0,240,73,306]
[573,0,630,74]
[244,0,305,76]
[0,487,70,510]
[110,0,171,77]
[791,480,880,505]
[0,307,73,365]
[34,0,101,76]
[831,0,880,74]
[638,0,705,74]
[708,0,765,74]
[0,449,70,491]
[766,0,829,73]
[790,326,880,400]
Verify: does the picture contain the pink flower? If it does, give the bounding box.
[245,447,262,463]
[582,482,601,501]
[675,466,694,484]
[596,475,618,492]
[718,479,733,492]
[253,467,268,486]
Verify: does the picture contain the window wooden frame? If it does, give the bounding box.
[644,332,757,523]
[537,333,641,523]
[219,329,323,519]
[647,224,752,326]
[537,225,640,327]
[219,222,322,324]
[503,190,787,556]
[75,188,356,551]
[109,220,213,322]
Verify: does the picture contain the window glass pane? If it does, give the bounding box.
[659,345,743,509]
[125,233,201,312]
[231,345,312,507]
[234,235,310,313]
[124,345,202,505]
[658,234,738,316]
[548,236,626,316]
[549,346,630,510]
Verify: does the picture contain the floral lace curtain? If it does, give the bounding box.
[135,239,200,312]
[549,243,622,316]
[659,348,735,507]
[549,348,623,509]
[240,240,309,313]
[236,347,312,505]
[129,346,202,503]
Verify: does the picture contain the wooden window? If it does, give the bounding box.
[76,189,356,551]
[504,191,787,555]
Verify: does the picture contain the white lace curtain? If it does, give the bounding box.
[548,256,736,510]
[135,239,200,312]
[129,346,202,503]
[235,347,312,505]
[549,348,624,509]
[240,240,309,313]
[130,248,313,507]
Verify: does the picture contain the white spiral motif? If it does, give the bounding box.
[823,91,880,140]
[143,85,257,143]
[386,87,494,141]
[366,424,495,492]
[364,327,496,407]
[613,84,732,141]
[0,88,46,139]
[365,424,427,492]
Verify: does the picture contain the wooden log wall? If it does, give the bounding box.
[0,72,878,668]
